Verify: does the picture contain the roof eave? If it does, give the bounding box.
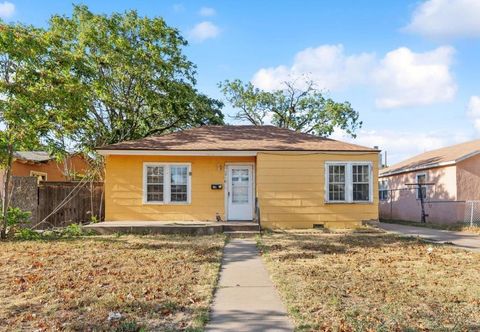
[379,160,456,177]
[97,149,379,156]
[380,150,480,177]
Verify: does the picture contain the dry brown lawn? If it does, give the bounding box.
[258,231,480,331]
[0,234,225,331]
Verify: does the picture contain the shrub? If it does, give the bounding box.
[15,228,41,240]
[62,223,84,237]
[5,207,31,227]
[1,207,31,237]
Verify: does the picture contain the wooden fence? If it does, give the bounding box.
[36,181,104,229]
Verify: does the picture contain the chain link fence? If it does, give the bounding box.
[463,200,480,227]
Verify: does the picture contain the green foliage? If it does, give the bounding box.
[63,223,84,237]
[48,5,224,154]
[90,215,100,224]
[14,228,42,241]
[4,207,31,227]
[219,79,362,137]
[0,22,87,157]
[13,223,91,241]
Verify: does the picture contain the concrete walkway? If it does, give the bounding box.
[206,239,293,332]
[378,222,480,252]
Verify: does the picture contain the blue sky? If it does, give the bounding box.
[2,0,480,164]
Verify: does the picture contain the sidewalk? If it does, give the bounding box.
[377,222,480,252]
[206,239,293,332]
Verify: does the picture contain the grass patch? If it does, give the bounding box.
[381,219,480,234]
[258,232,480,331]
[0,234,225,331]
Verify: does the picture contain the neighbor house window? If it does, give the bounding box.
[30,171,47,183]
[325,162,373,203]
[379,180,388,201]
[143,163,191,204]
[416,173,427,200]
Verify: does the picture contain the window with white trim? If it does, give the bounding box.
[144,163,190,203]
[325,162,373,203]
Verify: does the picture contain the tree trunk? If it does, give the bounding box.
[1,145,14,239]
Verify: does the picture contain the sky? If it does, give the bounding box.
[1,0,480,164]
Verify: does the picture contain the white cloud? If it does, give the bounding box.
[252,44,375,91]
[199,7,216,17]
[467,96,480,132]
[404,0,480,38]
[373,46,456,109]
[331,128,470,165]
[0,1,15,19]
[189,21,220,42]
[251,44,457,109]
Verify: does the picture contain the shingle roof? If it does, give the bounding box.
[97,125,377,152]
[380,139,480,177]
[13,151,53,163]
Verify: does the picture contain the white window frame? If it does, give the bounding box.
[325,161,373,203]
[416,172,427,200]
[143,162,191,205]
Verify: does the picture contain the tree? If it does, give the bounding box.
[48,5,224,154]
[0,23,86,238]
[219,79,362,137]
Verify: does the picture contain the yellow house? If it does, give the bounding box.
[97,125,379,229]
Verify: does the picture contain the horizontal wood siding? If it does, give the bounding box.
[105,155,255,221]
[256,152,379,228]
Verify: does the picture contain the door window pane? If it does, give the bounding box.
[170,166,188,202]
[146,166,164,202]
[328,165,346,201]
[353,165,370,201]
[232,168,249,203]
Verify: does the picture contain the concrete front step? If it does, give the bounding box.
[222,224,260,232]
[224,231,261,238]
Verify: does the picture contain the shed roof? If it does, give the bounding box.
[13,151,53,163]
[380,139,480,177]
[97,125,377,153]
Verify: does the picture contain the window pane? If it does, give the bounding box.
[232,168,249,203]
[146,166,164,202]
[329,183,345,201]
[379,190,388,201]
[353,164,370,201]
[353,184,369,201]
[170,166,188,202]
[328,165,346,201]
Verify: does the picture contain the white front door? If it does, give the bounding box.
[227,165,253,221]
